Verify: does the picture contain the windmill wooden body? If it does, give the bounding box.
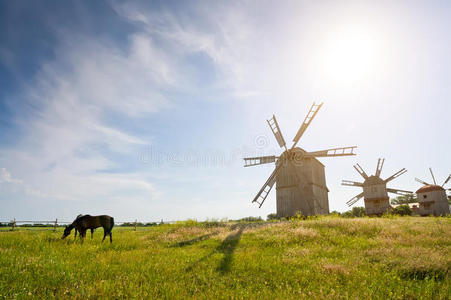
[342,158,412,215]
[415,169,450,216]
[244,102,357,217]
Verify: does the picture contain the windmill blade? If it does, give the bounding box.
[385,168,407,183]
[429,168,437,185]
[353,163,369,180]
[305,146,357,157]
[387,188,412,196]
[267,115,287,150]
[375,158,385,177]
[346,192,364,207]
[244,155,276,167]
[442,174,451,187]
[252,164,281,208]
[341,180,363,187]
[415,177,430,186]
[291,102,323,149]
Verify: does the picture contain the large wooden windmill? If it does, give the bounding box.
[244,102,357,217]
[342,158,412,215]
[415,168,450,216]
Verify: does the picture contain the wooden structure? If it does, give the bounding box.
[415,169,450,216]
[342,158,412,215]
[244,102,357,217]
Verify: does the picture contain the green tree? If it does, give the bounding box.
[390,194,417,205]
[391,204,413,216]
[341,207,366,218]
[352,206,366,217]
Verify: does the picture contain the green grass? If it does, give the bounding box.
[0,217,450,299]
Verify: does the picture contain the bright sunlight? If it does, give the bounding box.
[317,27,386,85]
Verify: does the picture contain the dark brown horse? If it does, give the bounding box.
[62,215,114,243]
[74,214,95,239]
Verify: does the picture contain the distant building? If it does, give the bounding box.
[342,158,411,216]
[416,185,450,216]
[362,176,391,215]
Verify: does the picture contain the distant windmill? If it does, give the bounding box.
[415,168,450,216]
[342,158,412,215]
[244,102,357,217]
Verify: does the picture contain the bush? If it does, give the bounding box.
[352,207,366,217]
[267,213,278,221]
[391,205,413,216]
[237,216,263,222]
[341,207,366,218]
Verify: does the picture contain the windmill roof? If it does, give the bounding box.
[363,175,385,186]
[280,147,325,167]
[416,185,445,193]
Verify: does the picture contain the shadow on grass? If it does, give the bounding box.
[186,223,268,274]
[173,231,219,247]
[215,226,244,274]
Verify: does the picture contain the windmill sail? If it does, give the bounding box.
[306,146,357,157]
[252,164,281,208]
[375,158,385,177]
[244,155,276,167]
[346,192,364,206]
[267,115,286,149]
[415,177,430,186]
[442,174,451,187]
[387,188,412,196]
[292,102,322,149]
[385,168,407,183]
[429,168,437,185]
[341,180,363,187]
[353,164,369,180]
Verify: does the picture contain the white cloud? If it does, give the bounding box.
[0,168,22,184]
[0,21,184,215]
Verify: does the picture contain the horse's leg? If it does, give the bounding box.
[74,229,78,239]
[91,228,94,239]
[109,232,112,243]
[80,229,86,244]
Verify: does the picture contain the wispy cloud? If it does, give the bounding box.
[2,1,450,220]
[0,14,188,217]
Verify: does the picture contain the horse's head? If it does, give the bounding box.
[61,225,73,239]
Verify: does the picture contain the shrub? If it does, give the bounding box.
[237,216,263,222]
[267,213,278,221]
[341,207,366,218]
[391,205,413,216]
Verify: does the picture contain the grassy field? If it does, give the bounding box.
[0,216,450,299]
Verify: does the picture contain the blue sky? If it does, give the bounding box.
[0,0,450,222]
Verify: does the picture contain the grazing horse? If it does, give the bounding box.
[62,215,114,243]
[74,214,95,239]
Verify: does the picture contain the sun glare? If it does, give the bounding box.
[317,28,384,85]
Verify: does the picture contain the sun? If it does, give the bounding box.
[317,28,384,85]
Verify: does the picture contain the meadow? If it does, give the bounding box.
[0,216,450,299]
